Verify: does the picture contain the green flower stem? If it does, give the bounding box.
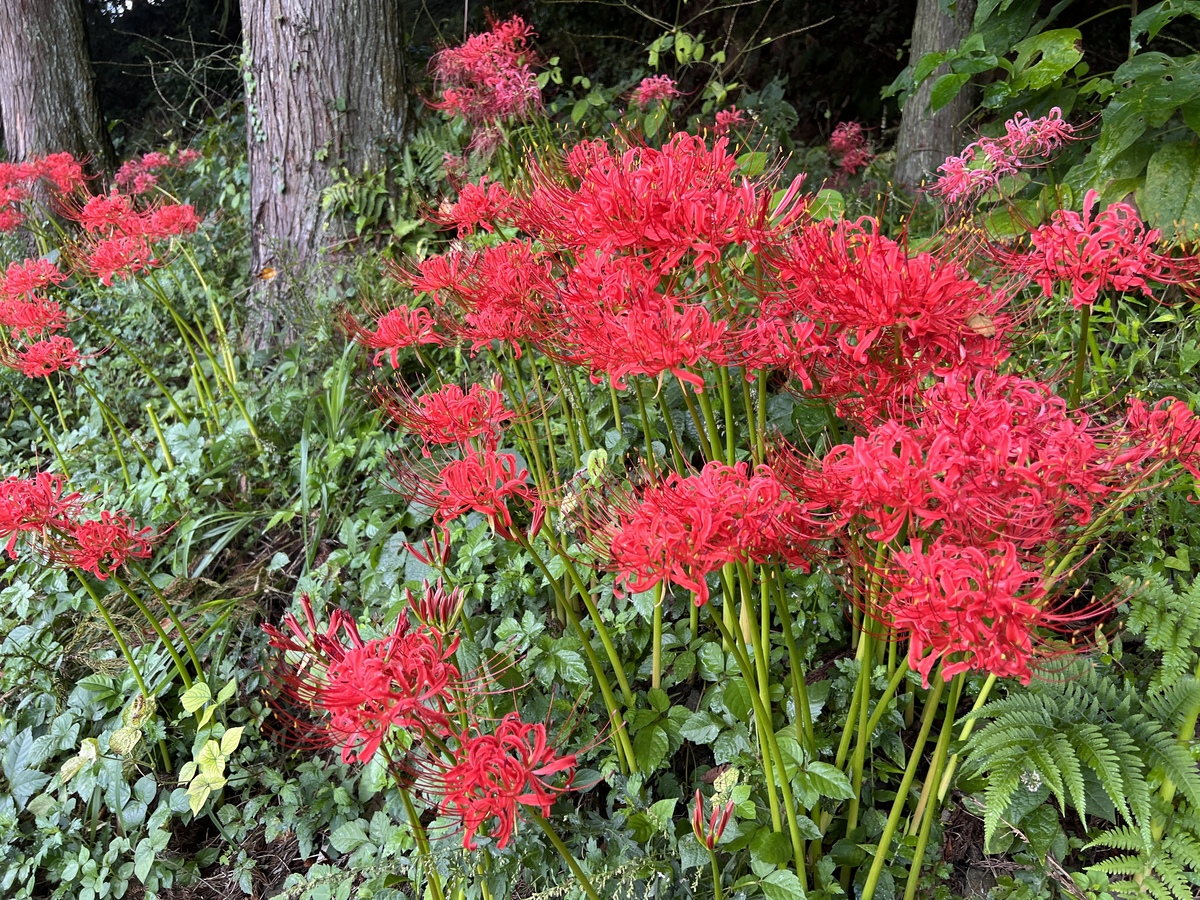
[904,675,963,900]
[43,375,68,431]
[518,536,635,771]
[74,571,171,770]
[146,404,174,470]
[399,786,445,900]
[1069,303,1091,407]
[79,375,155,473]
[680,381,718,462]
[694,378,728,465]
[542,532,634,706]
[771,571,816,755]
[864,658,912,744]
[609,382,623,433]
[531,812,602,900]
[107,571,193,689]
[124,562,205,679]
[652,388,688,470]
[717,366,736,464]
[549,362,584,466]
[631,379,660,476]
[756,370,769,458]
[708,849,724,900]
[860,672,946,900]
[651,582,664,690]
[6,383,70,476]
[709,606,807,887]
[844,629,874,842]
[502,356,551,494]
[69,311,190,423]
[741,375,761,465]
[561,366,595,452]
[935,672,997,803]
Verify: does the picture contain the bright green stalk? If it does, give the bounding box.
[844,629,874,841]
[651,583,664,690]
[531,813,602,900]
[44,376,67,431]
[1069,303,1091,407]
[935,672,996,803]
[124,562,205,679]
[693,377,727,464]
[717,366,736,464]
[107,572,193,689]
[651,387,688,469]
[146,404,174,470]
[864,658,912,743]
[680,382,718,462]
[609,382,623,433]
[861,673,945,900]
[772,571,815,755]
[74,572,171,769]
[399,785,445,900]
[904,675,963,900]
[6,384,71,476]
[708,849,725,900]
[518,535,635,770]
[709,607,807,886]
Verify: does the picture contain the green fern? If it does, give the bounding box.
[1123,565,1200,689]
[962,663,1200,847]
[1087,799,1200,900]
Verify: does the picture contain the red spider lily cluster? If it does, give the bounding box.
[114,148,201,195]
[343,109,1200,688]
[0,151,202,379]
[631,75,681,108]
[429,14,542,152]
[829,121,874,178]
[714,106,747,136]
[265,593,576,850]
[0,472,154,579]
[935,107,1076,203]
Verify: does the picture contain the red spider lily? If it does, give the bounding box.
[76,191,138,233]
[729,312,820,388]
[347,305,444,369]
[265,601,462,764]
[378,377,514,454]
[436,179,514,236]
[518,133,807,269]
[1019,190,1189,307]
[0,472,82,558]
[1125,397,1200,478]
[84,235,157,285]
[604,461,811,606]
[2,258,66,298]
[406,578,465,634]
[0,297,68,339]
[714,107,747,135]
[829,122,873,177]
[935,107,1075,203]
[4,335,81,377]
[426,241,557,357]
[35,152,87,195]
[631,75,681,108]
[691,789,735,850]
[65,512,155,580]
[392,448,543,541]
[885,539,1049,685]
[115,149,201,195]
[555,253,728,390]
[432,713,576,849]
[142,203,201,239]
[429,15,542,128]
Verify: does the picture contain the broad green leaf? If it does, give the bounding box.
[216,678,238,705]
[1140,140,1200,242]
[220,726,244,756]
[750,828,793,867]
[723,678,754,721]
[1010,29,1082,91]
[805,761,856,800]
[330,820,371,854]
[647,797,677,833]
[633,724,670,771]
[647,688,671,714]
[929,73,971,111]
[180,682,211,714]
[680,710,722,745]
[762,868,807,900]
[808,189,845,222]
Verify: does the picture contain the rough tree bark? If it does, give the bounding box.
[893,0,977,190]
[240,0,406,351]
[0,0,113,167]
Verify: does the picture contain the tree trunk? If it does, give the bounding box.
[240,0,406,351]
[893,0,977,190]
[0,0,113,167]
